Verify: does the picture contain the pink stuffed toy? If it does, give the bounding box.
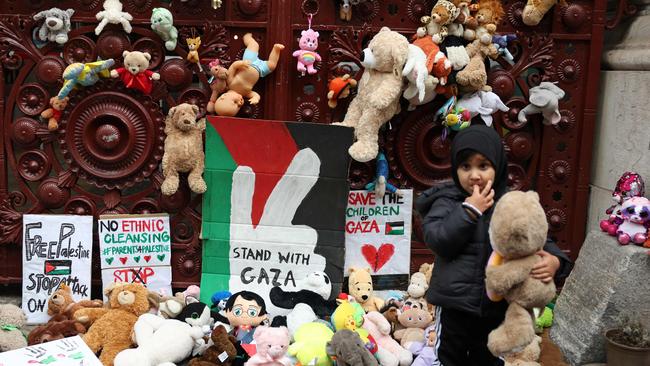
[616,196,650,245]
[292,27,321,76]
[362,311,412,366]
[600,171,645,235]
[244,326,292,366]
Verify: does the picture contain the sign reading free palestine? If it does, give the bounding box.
[98,214,172,296]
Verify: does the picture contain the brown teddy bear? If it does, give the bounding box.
[416,0,458,44]
[188,324,238,366]
[456,39,499,93]
[27,315,87,345]
[161,103,207,196]
[485,191,556,357]
[47,282,103,320]
[333,27,409,163]
[470,0,505,45]
[74,282,152,366]
[348,267,385,312]
[40,96,68,131]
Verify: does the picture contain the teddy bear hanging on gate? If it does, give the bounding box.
[293,13,321,76]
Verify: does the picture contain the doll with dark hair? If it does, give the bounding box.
[213,291,268,344]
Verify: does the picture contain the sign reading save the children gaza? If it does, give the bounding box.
[98,214,172,297]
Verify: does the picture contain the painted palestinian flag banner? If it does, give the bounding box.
[200,117,353,316]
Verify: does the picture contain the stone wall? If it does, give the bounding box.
[587,0,650,234]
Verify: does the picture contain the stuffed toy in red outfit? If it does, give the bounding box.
[110,50,160,95]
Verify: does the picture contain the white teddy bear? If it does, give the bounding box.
[113,313,206,366]
[95,0,133,35]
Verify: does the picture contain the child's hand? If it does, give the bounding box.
[531,250,560,283]
[464,180,494,213]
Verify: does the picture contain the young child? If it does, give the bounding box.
[415,125,571,366]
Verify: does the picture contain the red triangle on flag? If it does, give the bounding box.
[386,223,393,233]
[45,262,56,274]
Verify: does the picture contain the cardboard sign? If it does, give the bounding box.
[344,190,413,289]
[0,336,102,365]
[98,214,172,296]
[22,214,93,324]
[200,117,353,315]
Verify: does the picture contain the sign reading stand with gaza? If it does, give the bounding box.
[22,214,94,324]
[98,214,172,297]
[344,190,413,290]
[200,117,353,316]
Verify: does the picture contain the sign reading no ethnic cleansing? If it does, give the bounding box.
[22,214,93,324]
[98,214,172,296]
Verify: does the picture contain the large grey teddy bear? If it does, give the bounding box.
[518,82,565,125]
[33,8,75,45]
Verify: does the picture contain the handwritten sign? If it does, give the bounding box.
[200,117,353,315]
[22,215,93,324]
[344,190,413,289]
[0,336,102,365]
[98,214,172,297]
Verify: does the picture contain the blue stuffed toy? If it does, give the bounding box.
[365,152,399,199]
[493,34,517,62]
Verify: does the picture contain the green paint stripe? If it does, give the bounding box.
[200,273,231,305]
[200,121,237,305]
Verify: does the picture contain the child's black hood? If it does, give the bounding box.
[450,125,508,200]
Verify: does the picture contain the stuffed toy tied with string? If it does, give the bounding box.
[293,14,321,76]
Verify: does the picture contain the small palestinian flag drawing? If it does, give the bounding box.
[44,260,72,275]
[385,221,404,235]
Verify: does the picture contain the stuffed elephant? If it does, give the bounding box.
[457,90,509,126]
[327,329,378,366]
[518,82,565,125]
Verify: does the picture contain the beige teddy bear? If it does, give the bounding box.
[74,282,152,366]
[504,335,542,366]
[110,50,160,95]
[348,267,385,312]
[456,39,499,93]
[333,27,408,163]
[161,103,207,196]
[418,263,433,284]
[0,303,27,351]
[485,191,556,357]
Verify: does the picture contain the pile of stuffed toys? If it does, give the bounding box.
[333,0,566,163]
[0,265,438,366]
[599,171,650,247]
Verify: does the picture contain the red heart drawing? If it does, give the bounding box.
[361,243,395,272]
[144,255,152,262]
[119,257,128,265]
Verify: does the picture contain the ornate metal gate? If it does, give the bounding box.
[0,0,609,287]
